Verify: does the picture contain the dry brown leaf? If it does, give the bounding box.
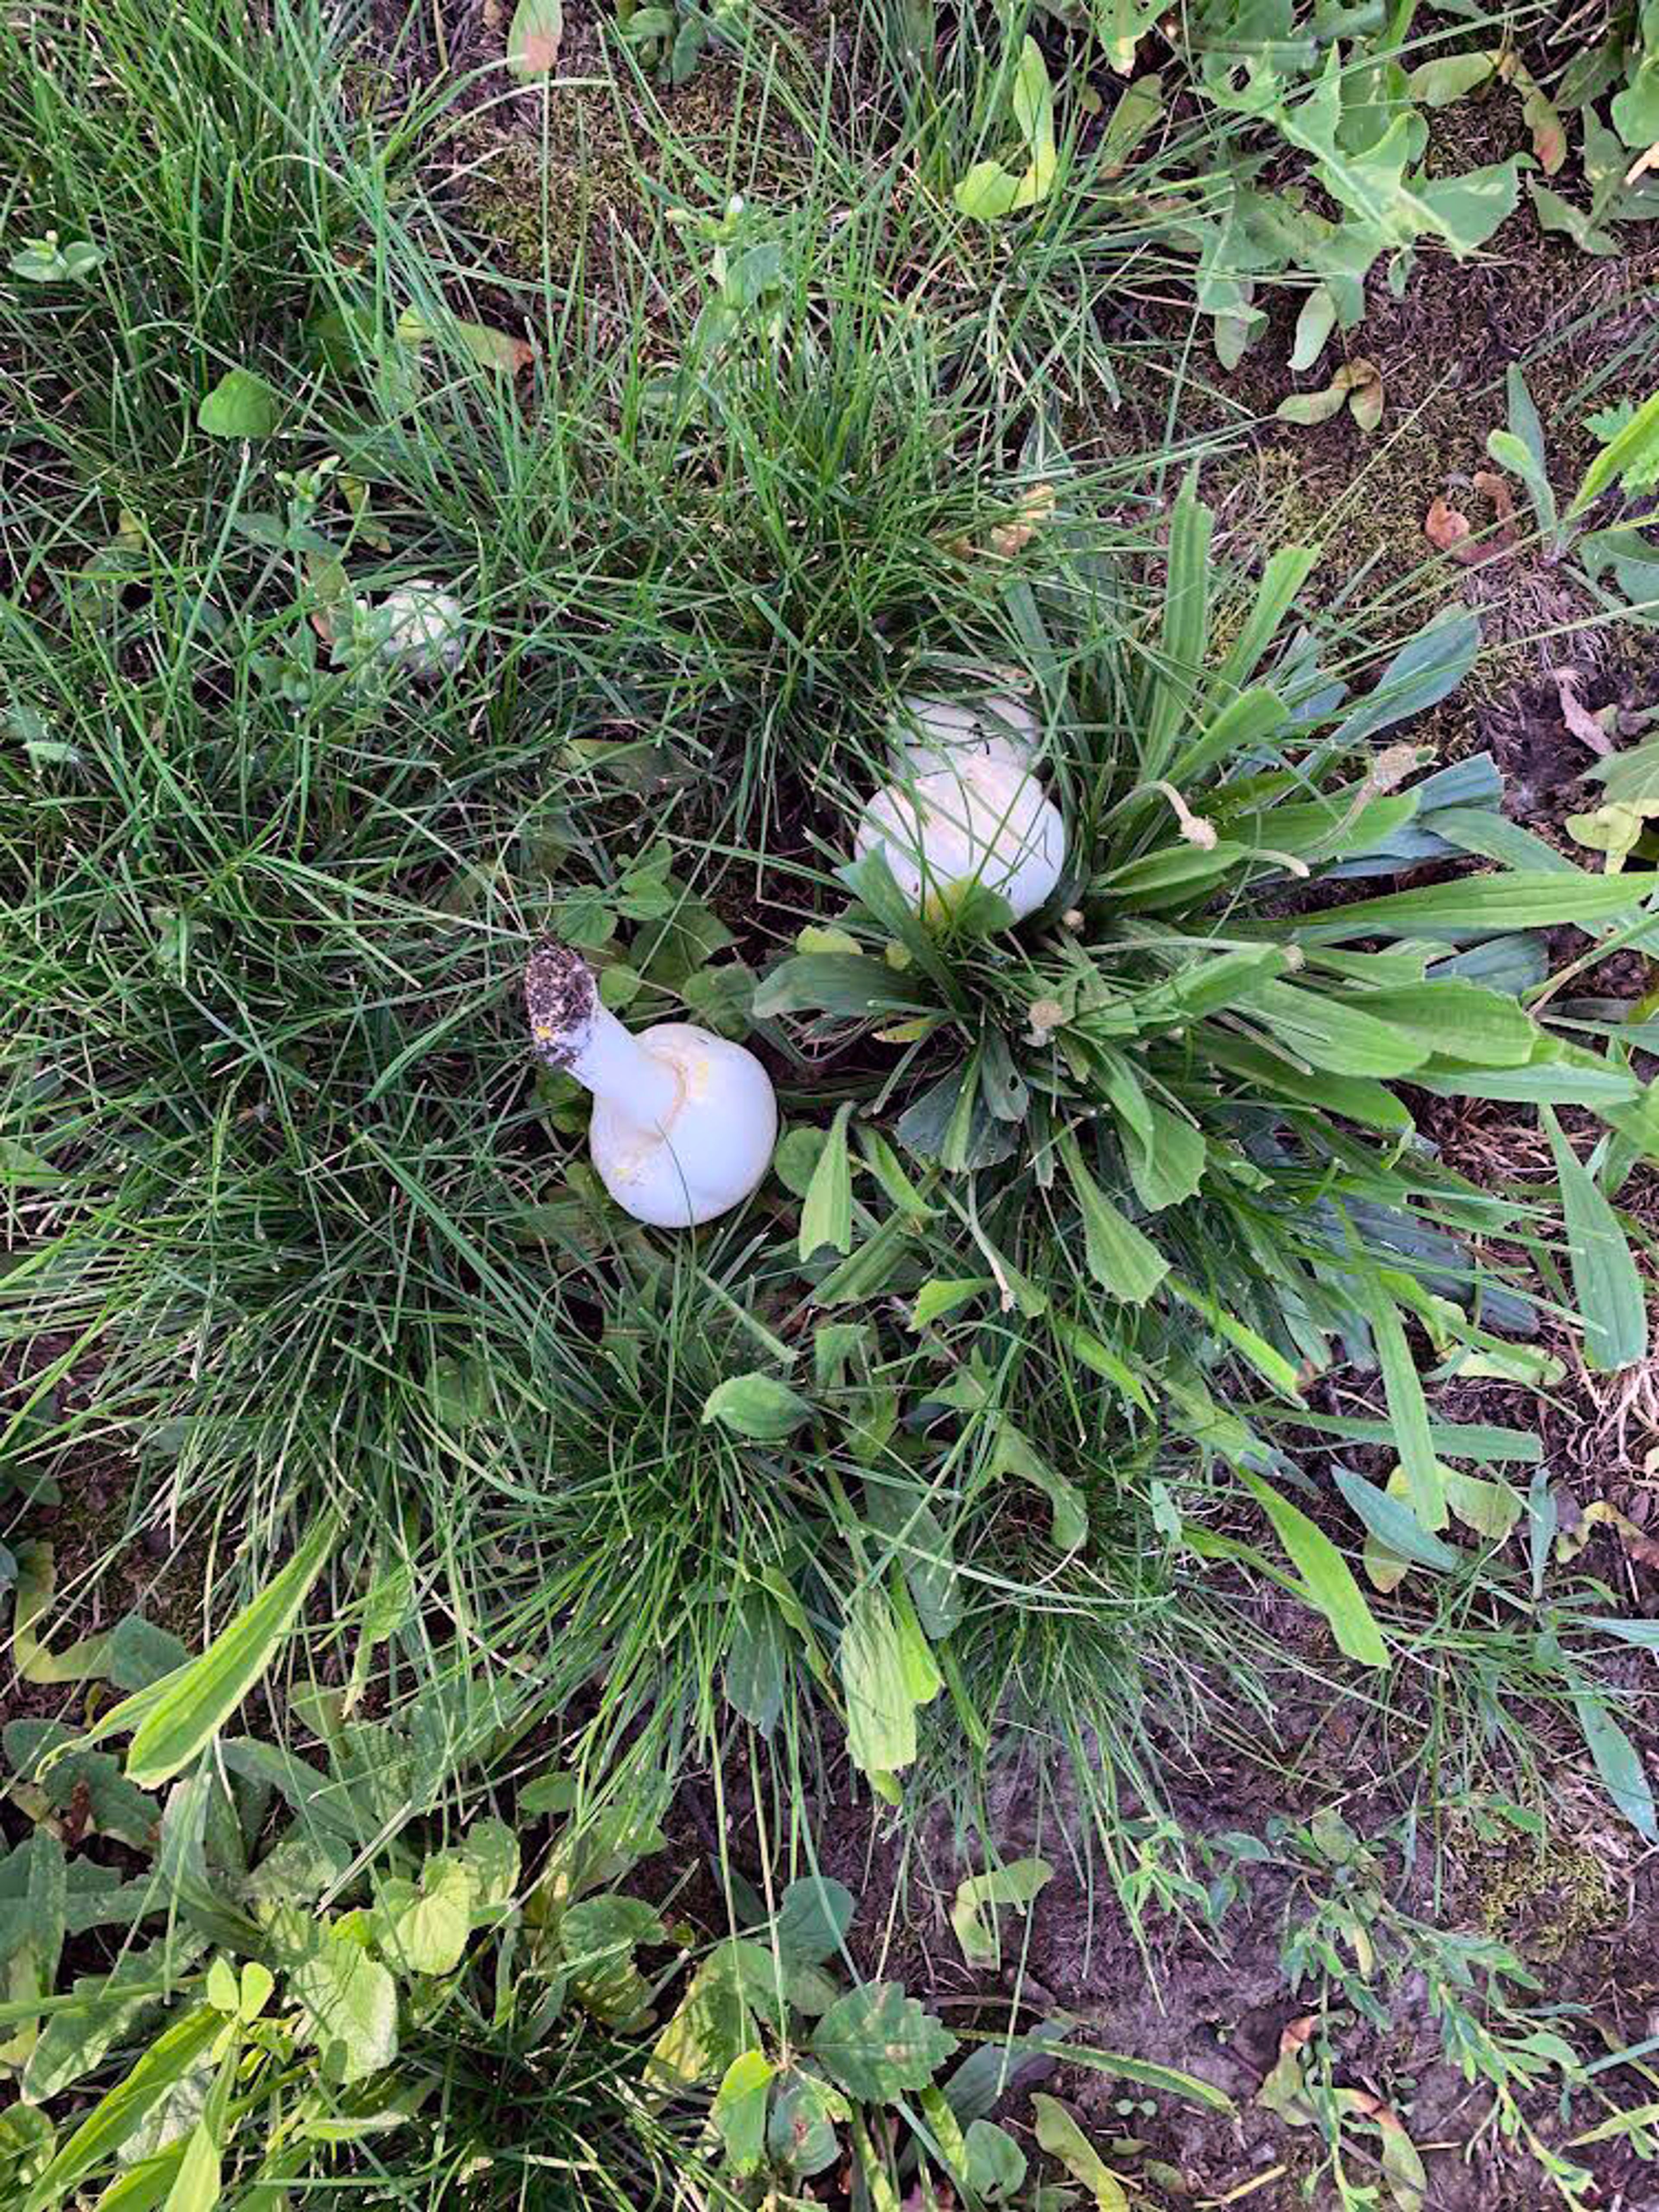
[1338,357,1384,433]
[1425,496,1475,559]
[62,1778,94,1850]
[1551,666,1617,757]
[1557,1496,1659,1569]
[945,484,1052,562]
[1626,142,1659,187]
[1592,1499,1659,1570]
[986,482,1056,559]
[1426,476,1518,567]
[1471,469,1519,537]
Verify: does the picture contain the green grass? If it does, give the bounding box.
[3,0,1659,2200]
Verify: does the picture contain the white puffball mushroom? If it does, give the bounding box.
[889,691,1040,776]
[858,701,1065,924]
[525,943,777,1229]
[359,580,467,677]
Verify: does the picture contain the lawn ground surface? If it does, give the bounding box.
[4,0,1659,2207]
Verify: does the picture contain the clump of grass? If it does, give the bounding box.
[5,0,1653,1986]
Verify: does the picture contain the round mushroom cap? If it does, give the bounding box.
[855,755,1064,923]
[368,581,467,676]
[588,1023,778,1228]
[890,692,1040,776]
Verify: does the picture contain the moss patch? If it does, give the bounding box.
[1477,1836,1618,1962]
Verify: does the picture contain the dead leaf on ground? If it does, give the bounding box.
[1551,666,1617,757]
[1626,142,1659,188]
[1556,1491,1659,1570]
[1425,496,1474,558]
[1425,473,1518,566]
[1278,357,1384,433]
[948,482,1056,563]
[1568,1499,1659,1571]
[1471,470,1518,535]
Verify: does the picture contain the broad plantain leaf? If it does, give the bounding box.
[812,1982,957,2102]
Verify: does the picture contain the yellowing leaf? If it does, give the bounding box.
[1032,2095,1128,2210]
[949,1858,1052,1965]
[395,310,537,377]
[1567,801,1647,871]
[506,0,563,75]
[1444,1470,1523,1544]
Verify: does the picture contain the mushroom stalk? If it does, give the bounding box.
[561,999,682,1131]
[525,941,778,1229]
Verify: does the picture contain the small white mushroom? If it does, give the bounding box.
[358,580,467,677]
[856,694,1064,923]
[525,943,777,1228]
[888,691,1039,775]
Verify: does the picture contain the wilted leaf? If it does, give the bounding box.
[985,481,1056,559]
[506,0,562,73]
[1561,788,1638,861]
[1291,284,1338,372]
[950,1858,1052,1965]
[395,309,537,377]
[1277,385,1347,426]
[1031,2095,1128,2209]
[1551,667,1616,756]
[1255,2015,1319,2124]
[1343,358,1385,432]
[1406,51,1494,106]
[1426,496,1475,560]
[1515,65,1567,173]
[1444,1469,1524,1544]
[1337,2090,1429,2212]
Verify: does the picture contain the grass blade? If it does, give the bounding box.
[1238,1469,1388,1669]
[113,1514,338,1787]
[1544,1109,1647,1370]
